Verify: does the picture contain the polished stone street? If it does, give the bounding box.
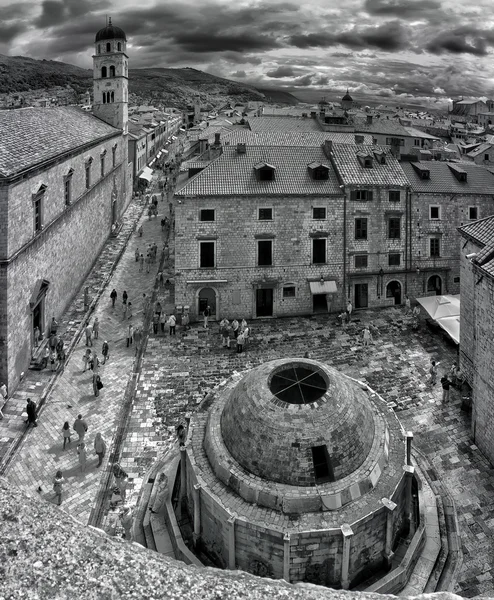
[0,178,493,596]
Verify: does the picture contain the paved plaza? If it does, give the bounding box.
[1,184,493,596]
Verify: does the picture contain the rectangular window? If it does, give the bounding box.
[388,217,401,239]
[33,196,43,233]
[312,238,326,264]
[85,163,91,189]
[112,145,117,167]
[485,154,490,161]
[283,286,296,298]
[354,254,368,268]
[64,177,72,206]
[430,238,441,257]
[200,209,215,221]
[469,206,478,220]
[388,253,401,266]
[429,205,440,220]
[311,445,334,483]
[453,276,460,283]
[199,241,215,268]
[388,190,400,202]
[355,218,368,240]
[258,240,273,266]
[414,139,421,146]
[312,207,326,220]
[258,208,273,220]
[352,189,373,201]
[100,155,105,178]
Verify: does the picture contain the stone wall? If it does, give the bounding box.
[290,530,343,586]
[0,134,129,388]
[235,519,285,579]
[459,239,494,464]
[0,477,472,600]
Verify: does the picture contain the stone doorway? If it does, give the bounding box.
[256,288,273,317]
[427,275,442,295]
[386,280,402,305]
[198,287,217,320]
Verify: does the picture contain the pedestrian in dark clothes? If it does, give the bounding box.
[430,360,438,386]
[26,398,37,427]
[135,248,140,262]
[139,253,144,271]
[110,289,117,308]
[152,313,160,334]
[122,290,128,306]
[441,375,451,404]
[62,421,72,450]
[52,470,66,505]
[73,414,88,441]
[93,317,99,340]
[236,332,245,353]
[155,301,162,317]
[127,324,134,347]
[101,340,109,364]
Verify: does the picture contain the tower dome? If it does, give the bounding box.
[342,89,353,102]
[220,358,376,486]
[95,18,127,42]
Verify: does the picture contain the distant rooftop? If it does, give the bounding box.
[401,161,494,194]
[248,115,323,133]
[225,130,373,146]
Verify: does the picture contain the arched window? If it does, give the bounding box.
[109,65,115,77]
[102,92,106,104]
[101,66,107,78]
[111,91,114,103]
[98,44,101,54]
[427,275,442,295]
[106,42,111,52]
[117,42,121,51]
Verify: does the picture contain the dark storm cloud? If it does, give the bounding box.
[291,73,315,86]
[266,65,297,78]
[36,0,111,28]
[0,22,28,43]
[1,2,36,20]
[174,31,280,53]
[364,0,442,19]
[231,70,247,78]
[426,26,494,56]
[288,21,408,52]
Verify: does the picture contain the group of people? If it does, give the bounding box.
[429,359,465,404]
[135,243,159,273]
[82,342,107,397]
[219,318,250,353]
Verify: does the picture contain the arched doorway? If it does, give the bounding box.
[386,280,402,305]
[427,275,442,295]
[198,287,217,320]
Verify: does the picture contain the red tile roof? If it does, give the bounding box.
[401,161,494,194]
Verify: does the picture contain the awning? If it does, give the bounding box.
[149,158,156,165]
[156,151,162,159]
[138,171,152,182]
[436,316,460,345]
[171,135,177,140]
[162,149,169,154]
[309,281,337,295]
[416,294,460,320]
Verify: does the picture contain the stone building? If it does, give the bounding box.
[182,358,418,589]
[0,20,130,389]
[458,216,494,464]
[174,138,346,319]
[401,162,494,297]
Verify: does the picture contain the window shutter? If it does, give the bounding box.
[368,191,374,201]
[350,190,357,201]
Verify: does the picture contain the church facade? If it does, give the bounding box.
[0,20,131,390]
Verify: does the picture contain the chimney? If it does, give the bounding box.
[199,138,207,154]
[323,139,333,157]
[355,135,364,144]
[237,143,246,154]
[214,132,221,146]
[209,132,223,159]
[367,115,373,125]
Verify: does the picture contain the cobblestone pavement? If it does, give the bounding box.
[2,175,171,528]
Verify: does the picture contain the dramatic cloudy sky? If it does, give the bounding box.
[2,0,494,105]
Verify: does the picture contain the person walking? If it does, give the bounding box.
[152,312,160,335]
[220,319,230,348]
[93,317,99,340]
[160,311,167,334]
[82,349,92,372]
[56,338,64,361]
[135,248,140,262]
[112,463,129,502]
[77,442,87,473]
[62,421,72,450]
[429,360,438,387]
[168,313,176,336]
[92,370,102,398]
[362,326,373,347]
[127,301,133,320]
[236,331,245,353]
[138,225,143,237]
[440,374,451,404]
[127,324,134,347]
[25,398,37,427]
[73,414,88,441]
[404,295,411,315]
[155,301,162,317]
[346,300,353,323]
[41,345,50,369]
[134,327,142,355]
[120,505,134,541]
[94,432,107,468]
[139,253,144,272]
[85,323,93,347]
[232,319,239,339]
[110,289,117,308]
[52,470,66,506]
[122,290,128,307]
[50,349,57,372]
[101,340,109,364]
[203,305,211,329]
[243,325,250,347]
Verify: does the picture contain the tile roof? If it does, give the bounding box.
[329,144,410,187]
[458,215,494,246]
[400,161,494,194]
[403,126,439,140]
[0,106,120,178]
[248,116,323,133]
[225,129,373,146]
[186,125,233,143]
[466,142,494,158]
[352,118,412,137]
[175,145,342,197]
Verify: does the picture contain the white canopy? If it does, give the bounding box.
[436,316,460,345]
[416,294,460,344]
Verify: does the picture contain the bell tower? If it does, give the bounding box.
[93,18,128,134]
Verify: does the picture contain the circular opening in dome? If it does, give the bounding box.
[269,364,328,405]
